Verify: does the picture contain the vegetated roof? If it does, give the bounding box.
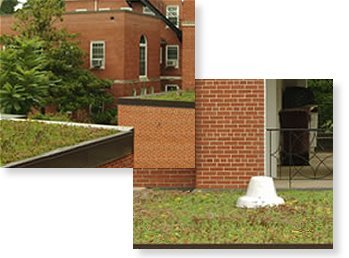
[141,90,195,102]
[0,120,118,166]
[134,189,333,245]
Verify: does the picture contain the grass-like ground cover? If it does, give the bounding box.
[141,90,195,102]
[134,189,333,244]
[0,120,117,166]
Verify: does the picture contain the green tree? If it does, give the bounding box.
[308,79,333,131]
[13,0,66,42]
[0,36,56,114]
[46,37,113,112]
[0,0,19,14]
[3,0,113,114]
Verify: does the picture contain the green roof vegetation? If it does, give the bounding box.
[0,120,118,166]
[141,90,195,102]
[134,189,333,244]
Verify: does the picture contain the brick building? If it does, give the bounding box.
[0,0,195,100]
[133,79,315,189]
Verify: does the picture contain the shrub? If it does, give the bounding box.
[91,108,118,125]
[29,112,72,122]
[0,36,56,114]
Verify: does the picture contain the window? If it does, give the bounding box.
[166,5,179,27]
[90,41,105,69]
[75,9,87,12]
[141,88,147,95]
[143,6,155,15]
[166,45,179,68]
[165,85,179,92]
[139,35,147,78]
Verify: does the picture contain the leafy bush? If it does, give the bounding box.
[308,79,333,131]
[321,120,333,133]
[1,0,114,115]
[91,108,118,125]
[0,0,19,14]
[0,36,57,114]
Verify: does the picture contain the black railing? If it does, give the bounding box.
[266,128,333,188]
[127,0,182,41]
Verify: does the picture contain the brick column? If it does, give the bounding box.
[195,80,265,188]
[181,0,195,90]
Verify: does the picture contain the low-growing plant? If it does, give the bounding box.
[29,112,72,122]
[134,190,333,244]
[142,90,195,102]
[0,120,117,165]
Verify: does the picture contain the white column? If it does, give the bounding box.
[265,80,282,178]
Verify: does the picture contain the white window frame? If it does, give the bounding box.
[90,41,106,69]
[143,6,155,15]
[98,7,111,11]
[139,36,147,79]
[165,84,179,92]
[141,88,147,95]
[165,45,179,69]
[75,8,87,12]
[166,5,180,28]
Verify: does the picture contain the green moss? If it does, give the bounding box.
[0,120,117,165]
[141,90,195,102]
[134,189,333,244]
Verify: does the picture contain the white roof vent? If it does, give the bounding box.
[236,176,285,208]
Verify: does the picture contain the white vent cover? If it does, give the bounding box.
[236,176,285,208]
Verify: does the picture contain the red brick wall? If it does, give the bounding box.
[65,0,128,12]
[181,25,195,90]
[124,13,161,80]
[110,81,162,101]
[118,104,195,168]
[54,11,127,80]
[0,0,194,96]
[134,168,196,188]
[195,79,265,189]
[181,0,195,90]
[130,80,266,189]
[0,15,15,36]
[61,11,163,82]
[98,154,134,168]
[160,79,182,91]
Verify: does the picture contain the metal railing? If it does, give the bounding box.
[266,128,333,188]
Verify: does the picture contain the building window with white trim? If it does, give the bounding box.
[165,84,179,92]
[139,35,147,78]
[166,5,179,27]
[75,8,87,12]
[143,6,155,15]
[166,45,179,68]
[90,41,105,69]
